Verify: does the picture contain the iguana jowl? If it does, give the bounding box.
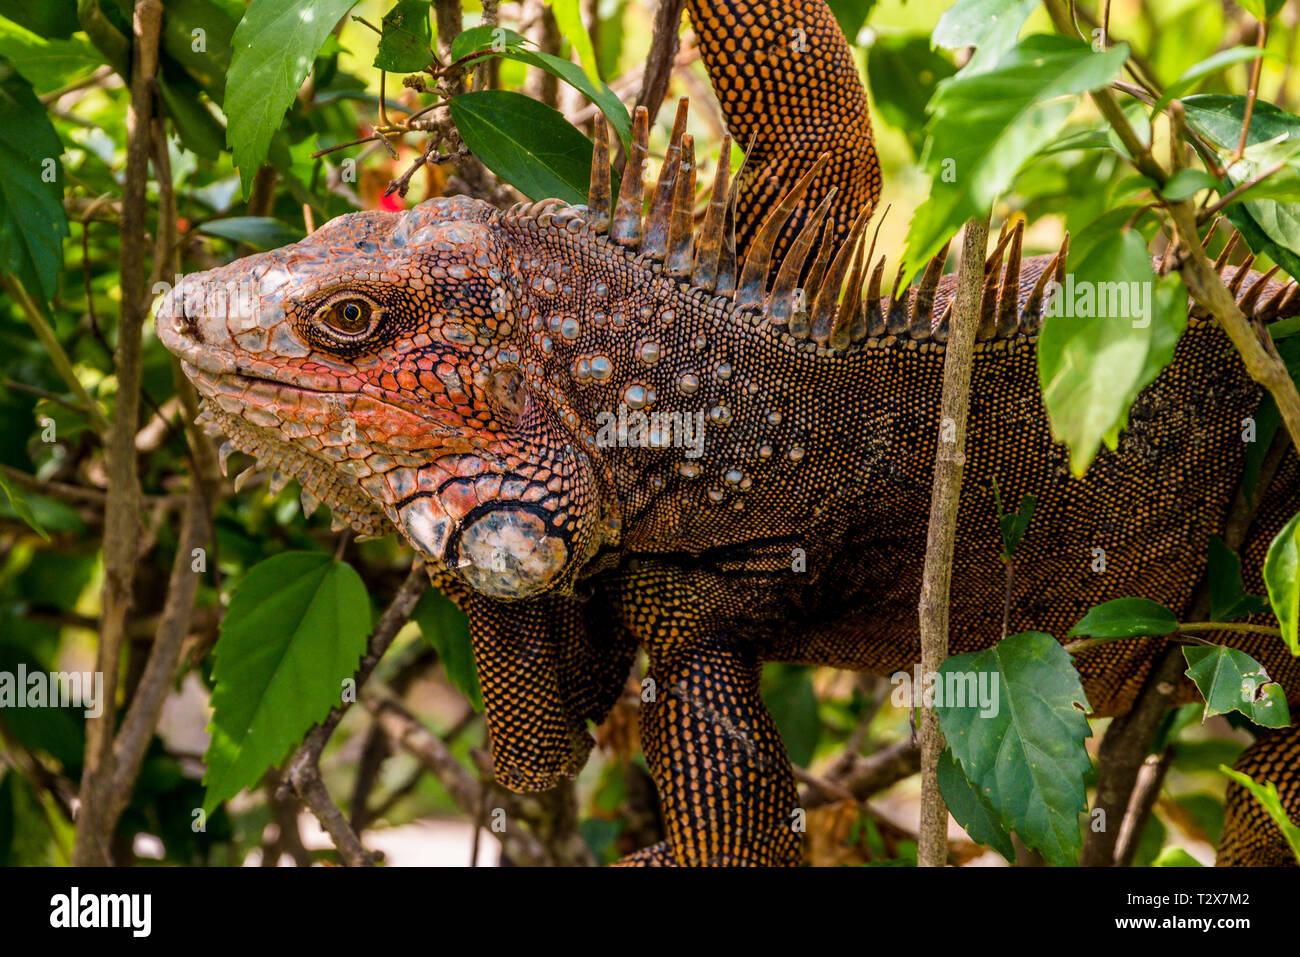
[156,0,1300,865]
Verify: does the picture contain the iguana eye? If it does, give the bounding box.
[320,297,374,336]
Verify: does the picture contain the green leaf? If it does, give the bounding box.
[159,0,239,100]
[0,0,78,40]
[549,0,599,83]
[937,631,1092,866]
[203,552,371,810]
[1067,598,1180,638]
[827,0,876,41]
[1208,535,1269,622]
[1037,222,1188,476]
[0,17,102,93]
[0,469,48,540]
[75,0,129,78]
[937,748,1014,862]
[1184,646,1290,728]
[903,35,1129,283]
[1160,168,1221,202]
[1235,0,1286,21]
[1152,846,1203,867]
[374,0,432,73]
[0,65,68,307]
[225,0,360,198]
[458,44,630,153]
[158,70,226,162]
[1182,94,1300,280]
[932,0,1036,60]
[1263,510,1300,654]
[450,90,592,203]
[413,588,481,711]
[199,216,305,250]
[449,24,527,61]
[1219,765,1300,863]
[992,479,1035,560]
[1154,46,1283,114]
[761,665,820,767]
[866,35,956,157]
[1038,126,1113,156]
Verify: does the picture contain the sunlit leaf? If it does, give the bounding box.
[203,552,371,810]
[225,0,361,197]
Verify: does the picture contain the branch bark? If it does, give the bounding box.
[916,214,990,867]
[634,0,685,120]
[365,693,555,866]
[73,0,162,867]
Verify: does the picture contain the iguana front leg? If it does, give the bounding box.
[631,637,802,865]
[456,584,637,791]
[684,0,880,261]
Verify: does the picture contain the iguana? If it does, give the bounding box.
[155,0,1300,865]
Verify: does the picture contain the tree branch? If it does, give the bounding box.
[916,214,990,867]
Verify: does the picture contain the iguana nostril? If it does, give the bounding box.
[452,505,568,599]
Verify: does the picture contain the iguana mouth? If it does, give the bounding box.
[192,398,392,540]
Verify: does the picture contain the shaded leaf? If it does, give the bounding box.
[1208,534,1269,622]
[937,631,1092,866]
[0,65,67,306]
[458,44,630,152]
[1068,598,1179,638]
[1184,645,1290,728]
[827,0,876,41]
[414,588,481,711]
[0,469,48,540]
[374,0,432,74]
[0,0,78,40]
[199,216,305,250]
[937,747,1014,862]
[866,35,955,157]
[762,665,820,767]
[1264,510,1300,654]
[449,90,592,203]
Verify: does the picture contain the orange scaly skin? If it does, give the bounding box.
[156,1,1300,865]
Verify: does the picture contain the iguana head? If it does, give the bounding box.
[157,192,616,600]
[156,101,889,601]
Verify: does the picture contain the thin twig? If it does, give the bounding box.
[1232,21,1269,164]
[0,277,109,433]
